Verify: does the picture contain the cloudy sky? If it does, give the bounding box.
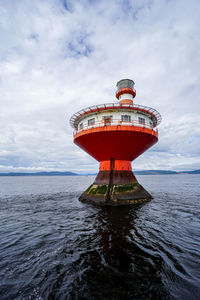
[0,0,200,173]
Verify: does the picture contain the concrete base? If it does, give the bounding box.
[79,170,153,206]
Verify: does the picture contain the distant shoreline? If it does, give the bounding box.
[0,170,199,176]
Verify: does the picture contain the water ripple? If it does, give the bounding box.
[0,175,200,299]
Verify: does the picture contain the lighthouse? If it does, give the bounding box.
[70,79,161,205]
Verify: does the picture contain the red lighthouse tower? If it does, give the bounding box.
[70,79,161,205]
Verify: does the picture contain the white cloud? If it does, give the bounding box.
[0,0,200,173]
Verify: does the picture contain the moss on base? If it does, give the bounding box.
[86,184,108,195]
[79,182,152,206]
[113,182,138,193]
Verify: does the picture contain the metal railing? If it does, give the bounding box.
[70,102,162,129]
[73,118,158,136]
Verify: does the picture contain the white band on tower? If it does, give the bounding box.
[119,93,133,101]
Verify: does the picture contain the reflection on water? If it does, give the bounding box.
[68,206,169,299]
[0,175,200,299]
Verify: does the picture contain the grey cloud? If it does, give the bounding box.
[0,0,200,173]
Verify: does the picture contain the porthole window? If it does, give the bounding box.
[88,118,95,126]
[79,123,83,130]
[139,117,145,125]
[121,115,131,122]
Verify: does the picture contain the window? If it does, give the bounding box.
[79,123,83,130]
[103,116,112,125]
[149,121,153,128]
[139,117,145,125]
[121,115,131,122]
[88,118,95,126]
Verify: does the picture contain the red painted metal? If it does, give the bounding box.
[119,99,133,105]
[116,87,136,99]
[100,160,132,171]
[74,126,158,162]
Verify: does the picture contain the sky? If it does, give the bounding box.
[0,0,200,174]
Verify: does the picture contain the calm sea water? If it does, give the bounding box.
[0,175,199,300]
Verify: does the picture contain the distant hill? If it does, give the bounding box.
[0,170,199,176]
[134,169,200,175]
[0,171,78,176]
[179,169,200,174]
[134,170,177,175]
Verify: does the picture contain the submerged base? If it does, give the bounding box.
[79,170,153,206]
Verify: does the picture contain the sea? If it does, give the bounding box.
[0,175,199,300]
